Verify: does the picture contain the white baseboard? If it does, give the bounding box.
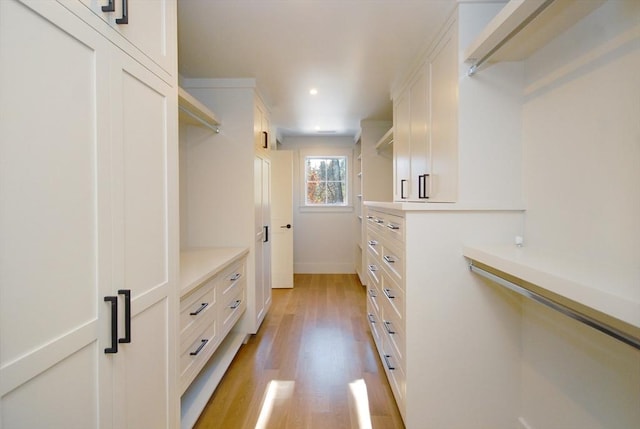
[294,262,355,274]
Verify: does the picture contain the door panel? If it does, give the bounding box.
[0,2,108,427]
[270,151,294,288]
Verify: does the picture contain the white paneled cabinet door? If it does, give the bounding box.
[108,48,177,429]
[75,0,177,77]
[253,155,272,332]
[394,90,411,201]
[0,1,110,428]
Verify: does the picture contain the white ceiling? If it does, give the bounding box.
[178,0,458,138]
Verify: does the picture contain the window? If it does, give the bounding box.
[304,156,348,206]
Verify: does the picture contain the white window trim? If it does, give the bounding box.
[299,147,353,212]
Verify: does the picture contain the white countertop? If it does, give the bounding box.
[463,244,640,337]
[180,247,249,296]
[364,200,525,212]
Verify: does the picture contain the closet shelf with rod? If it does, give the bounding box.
[464,244,640,350]
[464,0,606,76]
[178,86,221,133]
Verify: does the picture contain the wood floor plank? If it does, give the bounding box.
[194,274,405,429]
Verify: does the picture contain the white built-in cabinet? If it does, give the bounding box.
[354,121,393,285]
[0,1,178,428]
[179,79,272,336]
[393,18,458,203]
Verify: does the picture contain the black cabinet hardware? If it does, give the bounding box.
[117,289,131,344]
[230,299,241,309]
[190,339,208,356]
[116,0,128,24]
[104,296,118,354]
[190,302,209,316]
[263,225,269,242]
[102,0,115,12]
[383,354,396,370]
[400,179,408,199]
[262,131,268,149]
[230,273,241,281]
[418,174,430,199]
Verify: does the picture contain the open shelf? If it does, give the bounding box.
[178,86,221,132]
[464,0,606,74]
[374,127,393,151]
[464,244,640,349]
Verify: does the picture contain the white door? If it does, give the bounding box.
[0,2,110,427]
[270,151,294,288]
[108,49,178,429]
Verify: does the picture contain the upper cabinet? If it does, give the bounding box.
[254,100,272,153]
[66,0,177,80]
[393,19,458,203]
[464,0,606,75]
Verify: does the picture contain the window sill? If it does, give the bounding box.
[299,205,354,213]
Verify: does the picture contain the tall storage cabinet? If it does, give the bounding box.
[181,78,272,335]
[0,0,178,428]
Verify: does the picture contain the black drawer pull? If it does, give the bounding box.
[386,223,400,230]
[229,273,241,281]
[368,289,377,298]
[104,296,118,354]
[230,299,242,309]
[190,339,208,356]
[384,320,396,335]
[368,264,378,272]
[383,255,396,264]
[383,288,395,299]
[368,240,378,246]
[368,313,376,323]
[190,302,209,316]
[374,218,384,224]
[383,354,396,370]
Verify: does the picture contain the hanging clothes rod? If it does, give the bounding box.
[178,105,220,133]
[469,262,640,350]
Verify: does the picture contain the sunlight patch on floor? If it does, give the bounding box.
[349,379,373,429]
[255,380,295,429]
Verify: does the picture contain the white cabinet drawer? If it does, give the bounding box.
[368,210,405,244]
[220,259,245,300]
[180,317,219,393]
[380,270,405,323]
[380,238,404,284]
[220,286,246,334]
[180,277,216,337]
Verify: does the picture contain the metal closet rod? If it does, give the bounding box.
[179,105,220,133]
[469,262,640,351]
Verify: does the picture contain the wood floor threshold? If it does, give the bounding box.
[194,273,405,429]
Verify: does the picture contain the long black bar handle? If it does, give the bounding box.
[102,0,115,12]
[262,131,268,149]
[400,179,407,199]
[104,296,118,354]
[116,0,128,24]
[118,289,131,344]
[190,339,209,356]
[264,225,269,242]
[418,174,430,199]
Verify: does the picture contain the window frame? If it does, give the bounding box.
[299,147,353,212]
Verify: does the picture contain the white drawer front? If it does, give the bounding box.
[180,318,219,393]
[180,278,216,337]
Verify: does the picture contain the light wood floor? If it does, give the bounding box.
[194,273,405,429]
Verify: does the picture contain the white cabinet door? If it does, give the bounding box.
[253,155,271,332]
[108,49,178,429]
[0,1,111,427]
[429,25,458,202]
[393,90,411,200]
[408,65,429,201]
[73,0,177,78]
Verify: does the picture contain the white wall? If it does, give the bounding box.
[280,135,356,273]
[519,2,640,428]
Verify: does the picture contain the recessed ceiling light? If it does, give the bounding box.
[309,88,318,95]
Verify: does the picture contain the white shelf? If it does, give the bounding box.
[178,86,221,132]
[464,0,605,73]
[463,244,640,343]
[374,127,393,151]
[180,247,249,296]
